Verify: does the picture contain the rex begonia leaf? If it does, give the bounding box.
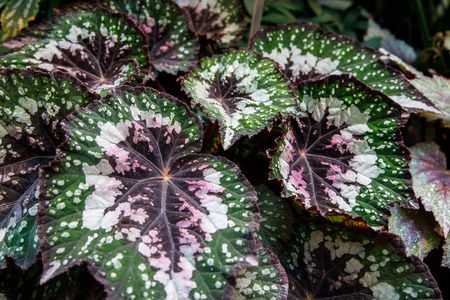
[0,0,39,38]
[253,186,294,255]
[174,0,245,46]
[269,75,416,228]
[388,205,443,260]
[181,49,298,150]
[232,241,288,300]
[0,9,150,93]
[0,69,95,269]
[106,0,199,80]
[249,22,439,114]
[38,87,259,299]
[283,221,442,299]
[410,142,450,238]
[443,240,450,268]
[410,75,450,127]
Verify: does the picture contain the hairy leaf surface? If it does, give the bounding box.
[249,22,438,114]
[1,0,39,38]
[410,142,450,238]
[0,10,149,93]
[284,222,442,299]
[174,0,245,46]
[269,75,416,228]
[39,87,259,299]
[181,49,298,150]
[0,69,95,269]
[107,0,199,80]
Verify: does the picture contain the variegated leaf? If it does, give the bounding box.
[284,221,442,299]
[0,10,149,93]
[107,0,199,80]
[388,205,443,260]
[0,0,39,38]
[232,242,288,300]
[249,22,439,114]
[253,186,294,255]
[269,75,416,228]
[0,69,95,269]
[174,0,245,46]
[181,49,298,150]
[443,240,450,268]
[410,142,450,238]
[39,87,259,299]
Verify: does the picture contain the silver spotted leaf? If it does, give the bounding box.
[269,75,416,228]
[232,241,288,300]
[283,221,442,299]
[0,9,150,93]
[0,69,95,269]
[0,0,39,38]
[106,0,199,80]
[388,205,443,260]
[181,49,298,150]
[253,186,294,255]
[174,0,245,46]
[38,87,259,299]
[443,240,450,268]
[410,142,450,238]
[249,22,439,114]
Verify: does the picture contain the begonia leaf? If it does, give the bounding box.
[269,75,416,228]
[107,0,199,80]
[232,242,288,300]
[283,221,442,299]
[410,142,450,238]
[181,49,298,150]
[0,0,39,38]
[0,69,95,269]
[388,205,443,260]
[0,9,150,93]
[249,22,439,114]
[443,241,450,268]
[253,186,294,255]
[174,0,245,46]
[38,87,259,299]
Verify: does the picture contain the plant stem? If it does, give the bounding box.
[249,0,265,39]
[412,0,431,47]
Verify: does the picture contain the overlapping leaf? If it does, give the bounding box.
[283,221,442,299]
[410,142,450,238]
[249,22,439,114]
[181,49,298,150]
[443,241,450,268]
[38,87,259,299]
[0,69,95,269]
[0,0,39,39]
[269,75,416,228]
[174,0,245,46]
[0,9,149,93]
[107,0,199,80]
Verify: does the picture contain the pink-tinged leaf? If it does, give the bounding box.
[174,0,245,46]
[38,87,259,299]
[269,75,416,228]
[410,142,450,238]
[249,22,439,114]
[284,221,442,299]
[181,49,299,150]
[0,9,150,93]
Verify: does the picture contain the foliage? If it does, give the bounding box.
[0,0,448,299]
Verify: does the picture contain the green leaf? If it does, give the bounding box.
[283,221,442,299]
[0,69,95,269]
[269,75,416,228]
[1,0,39,38]
[181,49,298,150]
[0,9,150,93]
[443,240,450,268]
[39,87,259,299]
[249,22,439,114]
[388,205,443,260]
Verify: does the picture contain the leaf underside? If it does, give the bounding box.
[0,9,149,93]
[1,0,40,38]
[39,87,259,299]
[174,0,245,46]
[182,49,298,150]
[249,22,438,114]
[0,69,94,269]
[283,221,442,299]
[269,75,416,228]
